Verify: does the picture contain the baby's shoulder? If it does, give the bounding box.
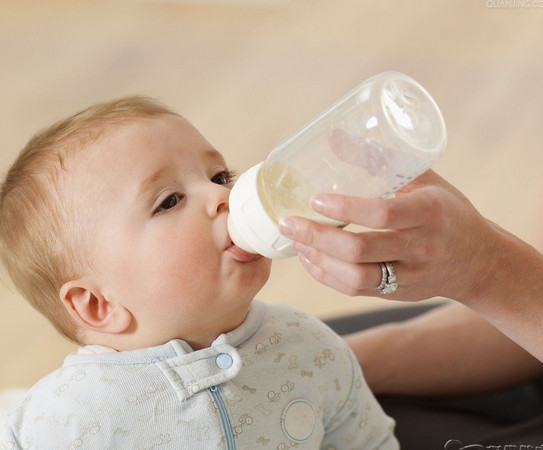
[255,301,355,370]
[8,364,96,413]
[2,360,141,444]
[262,301,342,340]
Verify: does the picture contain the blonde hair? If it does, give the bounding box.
[0,96,178,342]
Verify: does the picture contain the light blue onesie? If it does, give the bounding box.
[1,300,398,449]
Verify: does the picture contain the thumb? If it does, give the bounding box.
[395,169,444,196]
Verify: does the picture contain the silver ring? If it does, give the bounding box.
[375,262,388,292]
[375,261,398,295]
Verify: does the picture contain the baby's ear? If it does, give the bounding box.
[60,280,132,334]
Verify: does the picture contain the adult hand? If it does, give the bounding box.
[278,170,499,303]
[280,170,543,361]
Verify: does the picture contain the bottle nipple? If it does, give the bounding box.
[227,213,257,254]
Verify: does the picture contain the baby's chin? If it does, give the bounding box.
[233,261,271,299]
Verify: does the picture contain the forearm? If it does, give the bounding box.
[461,221,543,362]
[345,302,543,396]
[281,170,543,370]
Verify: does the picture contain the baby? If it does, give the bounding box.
[0,97,398,449]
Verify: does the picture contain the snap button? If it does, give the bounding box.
[215,353,233,370]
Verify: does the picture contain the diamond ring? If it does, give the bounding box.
[375,262,398,295]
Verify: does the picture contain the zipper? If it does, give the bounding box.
[210,385,236,450]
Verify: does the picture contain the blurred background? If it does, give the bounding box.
[1,0,543,389]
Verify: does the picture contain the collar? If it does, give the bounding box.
[63,300,267,401]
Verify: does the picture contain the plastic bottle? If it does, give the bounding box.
[227,71,447,259]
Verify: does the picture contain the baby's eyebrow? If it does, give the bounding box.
[203,148,227,165]
[135,149,226,204]
[136,167,170,204]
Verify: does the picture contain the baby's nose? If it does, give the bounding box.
[207,185,230,217]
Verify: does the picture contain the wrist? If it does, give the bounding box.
[458,221,543,360]
[455,220,506,307]
[461,222,542,308]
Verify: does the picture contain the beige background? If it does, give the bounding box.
[1,0,543,389]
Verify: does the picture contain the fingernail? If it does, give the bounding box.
[300,254,312,266]
[279,218,293,237]
[311,196,325,213]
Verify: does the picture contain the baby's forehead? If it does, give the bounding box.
[61,114,224,183]
[62,115,166,163]
[90,114,222,161]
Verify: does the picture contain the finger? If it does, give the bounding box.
[310,188,442,231]
[280,216,408,263]
[297,253,378,297]
[395,169,444,195]
[298,252,414,299]
[296,243,383,291]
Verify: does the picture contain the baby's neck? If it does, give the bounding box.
[79,301,254,353]
[77,344,117,354]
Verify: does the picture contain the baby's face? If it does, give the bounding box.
[71,114,271,349]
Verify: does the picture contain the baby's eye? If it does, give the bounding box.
[211,169,236,186]
[154,193,183,214]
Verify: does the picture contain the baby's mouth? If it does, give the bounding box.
[225,237,263,263]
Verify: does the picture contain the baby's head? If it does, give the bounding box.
[0,97,271,350]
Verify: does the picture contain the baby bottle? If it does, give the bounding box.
[227,71,447,259]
